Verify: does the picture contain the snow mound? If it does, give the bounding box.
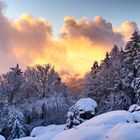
[74,98,97,114]
[14,125,65,140]
[65,98,97,129]
[79,110,138,127]
[0,135,5,140]
[53,124,112,140]
[30,124,65,137]
[53,110,140,140]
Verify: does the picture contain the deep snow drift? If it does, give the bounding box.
[15,110,140,140]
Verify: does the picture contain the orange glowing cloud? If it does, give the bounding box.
[0,1,139,80]
[7,14,113,79]
[61,16,125,47]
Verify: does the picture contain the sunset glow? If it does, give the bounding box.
[0,1,139,80]
[8,15,139,80]
[1,1,140,139]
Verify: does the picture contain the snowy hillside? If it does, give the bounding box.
[15,110,140,140]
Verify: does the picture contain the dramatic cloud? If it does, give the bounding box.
[0,1,139,80]
[61,16,125,47]
[10,14,52,65]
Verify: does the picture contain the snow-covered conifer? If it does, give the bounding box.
[2,107,29,140]
[66,98,97,129]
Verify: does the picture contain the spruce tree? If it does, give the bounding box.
[83,45,128,113]
[122,31,140,86]
[121,31,140,104]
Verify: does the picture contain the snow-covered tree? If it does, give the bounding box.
[82,45,132,113]
[122,31,140,85]
[2,107,29,140]
[84,46,124,103]
[91,61,99,72]
[40,103,47,119]
[24,64,69,99]
[98,87,131,114]
[0,63,71,138]
[24,64,51,98]
[66,98,97,129]
[131,78,140,104]
[121,31,140,104]
[1,64,24,104]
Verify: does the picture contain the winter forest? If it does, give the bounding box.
[0,31,140,140]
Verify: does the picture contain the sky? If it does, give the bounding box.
[5,0,140,36]
[0,0,140,80]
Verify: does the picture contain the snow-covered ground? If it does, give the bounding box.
[53,110,140,140]
[15,110,140,140]
[30,124,65,138]
[106,123,140,140]
[14,125,65,140]
[0,135,5,140]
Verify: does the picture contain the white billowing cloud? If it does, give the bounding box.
[61,16,125,47]
[116,21,140,42]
